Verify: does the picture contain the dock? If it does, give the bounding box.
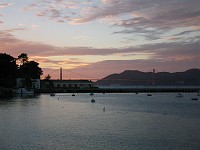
[36,86,200,93]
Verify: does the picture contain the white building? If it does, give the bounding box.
[16,78,40,89]
[41,79,94,89]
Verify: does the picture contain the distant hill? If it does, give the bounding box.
[96,69,200,86]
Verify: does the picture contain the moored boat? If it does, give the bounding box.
[50,93,55,96]
[147,94,152,96]
[89,92,94,96]
[191,98,198,101]
[176,93,183,97]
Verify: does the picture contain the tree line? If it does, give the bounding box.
[0,53,43,88]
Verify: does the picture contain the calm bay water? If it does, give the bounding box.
[0,93,200,150]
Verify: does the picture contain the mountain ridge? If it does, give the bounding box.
[96,68,200,86]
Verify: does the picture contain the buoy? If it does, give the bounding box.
[91,99,95,103]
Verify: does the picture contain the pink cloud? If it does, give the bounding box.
[1,29,200,79]
[0,3,12,8]
[1,30,199,58]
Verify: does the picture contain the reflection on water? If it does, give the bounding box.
[0,93,200,150]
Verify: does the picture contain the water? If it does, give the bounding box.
[0,93,200,150]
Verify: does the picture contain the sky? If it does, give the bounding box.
[0,0,200,80]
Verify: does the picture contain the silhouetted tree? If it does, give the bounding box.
[44,74,51,80]
[17,53,28,65]
[18,60,43,88]
[44,74,54,89]
[0,53,18,87]
[0,53,43,88]
[19,61,43,79]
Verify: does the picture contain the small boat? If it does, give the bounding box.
[147,94,152,96]
[72,93,75,96]
[50,93,55,96]
[176,93,183,97]
[89,92,94,96]
[91,99,95,103]
[191,98,198,101]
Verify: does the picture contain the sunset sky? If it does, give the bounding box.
[0,0,200,80]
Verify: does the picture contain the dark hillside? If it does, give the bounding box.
[96,69,200,86]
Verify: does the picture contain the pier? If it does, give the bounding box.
[96,86,200,93]
[36,86,200,93]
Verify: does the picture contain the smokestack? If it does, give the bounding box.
[60,67,62,80]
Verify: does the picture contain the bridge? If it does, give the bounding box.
[38,68,200,93]
[43,68,156,83]
[45,68,96,81]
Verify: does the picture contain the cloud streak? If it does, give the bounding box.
[1,30,199,79]
[1,0,200,79]
[0,3,12,8]
[25,0,200,42]
[2,30,199,59]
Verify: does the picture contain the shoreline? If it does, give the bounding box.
[1,87,199,97]
[35,87,200,93]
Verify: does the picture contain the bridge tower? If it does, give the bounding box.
[152,69,155,86]
[60,67,62,81]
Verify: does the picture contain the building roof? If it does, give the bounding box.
[41,79,93,84]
